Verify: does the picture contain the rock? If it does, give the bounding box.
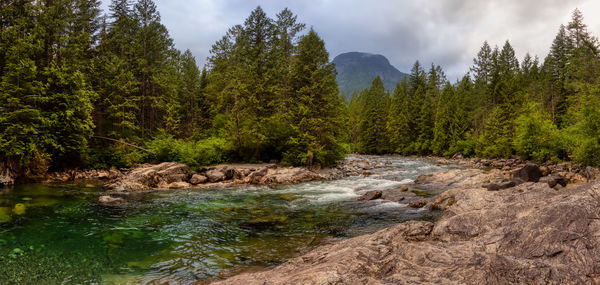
[485,180,516,191]
[381,188,416,202]
[257,167,324,185]
[205,169,226,183]
[97,170,110,179]
[408,199,428,208]
[512,163,542,183]
[218,182,600,285]
[416,168,505,189]
[106,162,189,192]
[0,161,17,186]
[539,166,550,176]
[98,195,124,204]
[165,181,191,189]
[539,174,568,188]
[356,190,382,201]
[189,174,208,185]
[399,185,409,192]
[452,153,464,159]
[247,167,269,184]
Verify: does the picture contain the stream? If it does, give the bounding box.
[0,155,457,284]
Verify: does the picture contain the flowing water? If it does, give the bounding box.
[0,155,456,284]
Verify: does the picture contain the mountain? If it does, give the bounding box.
[332,52,408,100]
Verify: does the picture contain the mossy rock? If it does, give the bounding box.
[12,204,26,215]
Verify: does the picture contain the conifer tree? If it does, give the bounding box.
[284,29,346,165]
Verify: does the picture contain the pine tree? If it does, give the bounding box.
[387,79,410,152]
[358,76,388,154]
[284,29,346,165]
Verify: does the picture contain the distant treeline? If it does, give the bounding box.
[1,1,599,177]
[350,9,600,166]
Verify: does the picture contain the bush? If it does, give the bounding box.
[145,135,231,168]
[513,103,563,162]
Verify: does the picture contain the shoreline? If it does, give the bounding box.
[214,161,600,284]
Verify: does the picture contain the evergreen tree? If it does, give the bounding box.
[358,76,388,154]
[284,29,346,165]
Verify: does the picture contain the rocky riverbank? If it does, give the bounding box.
[215,162,600,284]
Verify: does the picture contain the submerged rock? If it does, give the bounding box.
[218,181,600,284]
[408,198,427,208]
[98,195,125,204]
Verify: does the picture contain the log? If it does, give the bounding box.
[92,136,156,155]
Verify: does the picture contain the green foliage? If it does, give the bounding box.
[513,103,563,162]
[564,87,600,166]
[146,135,230,167]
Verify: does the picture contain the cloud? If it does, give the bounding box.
[100,0,600,80]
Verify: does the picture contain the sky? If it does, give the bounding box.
[100,0,600,80]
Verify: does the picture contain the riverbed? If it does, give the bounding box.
[0,156,456,284]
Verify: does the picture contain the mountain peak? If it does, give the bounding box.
[332,52,407,99]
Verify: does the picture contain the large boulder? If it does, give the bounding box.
[512,163,542,183]
[206,169,226,183]
[106,162,190,192]
[217,182,600,284]
[189,174,208,185]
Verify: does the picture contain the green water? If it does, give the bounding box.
[0,156,453,284]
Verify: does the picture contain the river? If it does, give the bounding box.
[0,155,456,284]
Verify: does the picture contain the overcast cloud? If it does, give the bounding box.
[100,0,600,80]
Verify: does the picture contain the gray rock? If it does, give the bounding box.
[539,174,568,188]
[189,174,208,185]
[98,195,124,204]
[356,190,382,201]
[206,169,226,183]
[512,163,542,183]
[485,180,516,191]
[106,162,189,192]
[408,198,428,208]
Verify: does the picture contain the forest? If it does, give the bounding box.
[349,8,600,165]
[1,0,600,179]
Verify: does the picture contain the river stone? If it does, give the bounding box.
[408,199,428,208]
[190,174,208,185]
[356,190,382,201]
[539,174,568,188]
[512,163,542,183]
[98,195,124,204]
[206,169,226,183]
[106,162,189,192]
[166,181,191,189]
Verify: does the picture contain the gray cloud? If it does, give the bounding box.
[101,0,600,80]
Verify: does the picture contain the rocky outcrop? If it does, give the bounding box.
[106,162,190,192]
[44,168,122,183]
[217,180,600,284]
[105,162,328,192]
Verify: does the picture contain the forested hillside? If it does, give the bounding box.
[350,9,600,166]
[0,1,346,178]
[1,1,600,180]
